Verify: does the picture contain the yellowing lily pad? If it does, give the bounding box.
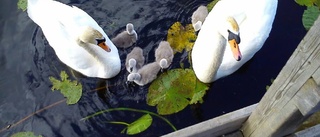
[49,71,82,105]
[126,114,153,135]
[167,22,197,53]
[17,0,27,11]
[207,0,219,12]
[11,132,42,137]
[147,69,208,115]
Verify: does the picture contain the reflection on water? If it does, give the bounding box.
[0,0,306,136]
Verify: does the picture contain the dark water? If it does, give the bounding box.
[0,0,306,136]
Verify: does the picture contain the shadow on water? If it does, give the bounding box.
[0,0,306,136]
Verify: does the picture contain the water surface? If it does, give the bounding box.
[0,0,306,136]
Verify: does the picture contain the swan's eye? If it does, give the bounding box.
[96,38,106,45]
[228,30,241,44]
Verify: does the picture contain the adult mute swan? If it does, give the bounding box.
[27,0,121,79]
[191,0,278,83]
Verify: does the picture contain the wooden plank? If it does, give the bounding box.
[312,67,320,85]
[162,104,257,137]
[241,15,320,137]
[289,124,320,137]
[294,79,320,116]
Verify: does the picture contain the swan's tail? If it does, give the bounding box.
[27,0,55,25]
[27,0,43,25]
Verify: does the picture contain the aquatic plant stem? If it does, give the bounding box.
[107,121,130,126]
[0,98,66,133]
[81,107,177,131]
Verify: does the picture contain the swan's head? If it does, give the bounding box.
[128,58,137,72]
[224,17,242,61]
[127,73,141,82]
[79,27,111,52]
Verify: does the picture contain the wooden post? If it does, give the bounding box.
[241,16,320,137]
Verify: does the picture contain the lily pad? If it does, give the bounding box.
[147,69,208,115]
[302,5,320,30]
[17,0,27,11]
[167,22,197,53]
[11,132,42,137]
[190,80,209,104]
[207,0,219,12]
[49,71,82,105]
[126,114,153,135]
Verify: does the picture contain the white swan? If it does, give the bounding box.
[112,23,138,48]
[127,62,161,86]
[125,47,145,73]
[192,0,278,83]
[191,5,209,31]
[27,0,121,79]
[155,41,174,70]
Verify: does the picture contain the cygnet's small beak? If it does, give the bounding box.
[228,39,242,61]
[98,42,111,52]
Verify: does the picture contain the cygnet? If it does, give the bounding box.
[112,23,138,48]
[127,62,161,86]
[191,5,208,31]
[125,47,145,73]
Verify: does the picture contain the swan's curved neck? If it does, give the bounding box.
[208,33,227,79]
[77,40,105,65]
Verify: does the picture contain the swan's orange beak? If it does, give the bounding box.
[228,39,242,61]
[98,42,111,52]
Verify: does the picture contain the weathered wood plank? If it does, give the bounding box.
[289,124,320,137]
[241,16,320,137]
[312,67,320,85]
[162,104,257,137]
[294,79,320,116]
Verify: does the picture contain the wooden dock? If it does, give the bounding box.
[163,16,320,137]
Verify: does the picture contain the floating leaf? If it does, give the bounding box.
[17,0,27,11]
[167,22,197,53]
[295,0,314,7]
[302,6,320,30]
[11,132,42,137]
[295,0,320,8]
[49,71,82,105]
[126,114,153,135]
[147,69,208,115]
[207,0,219,12]
[190,80,208,104]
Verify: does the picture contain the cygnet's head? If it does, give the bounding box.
[79,26,111,52]
[223,17,241,61]
[193,21,203,31]
[127,73,141,82]
[128,58,137,72]
[159,59,169,69]
[126,23,135,35]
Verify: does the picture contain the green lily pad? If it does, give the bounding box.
[167,22,197,53]
[190,80,209,104]
[49,71,82,105]
[302,5,320,30]
[17,0,27,11]
[147,69,208,115]
[126,114,153,135]
[207,0,219,12]
[11,132,42,137]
